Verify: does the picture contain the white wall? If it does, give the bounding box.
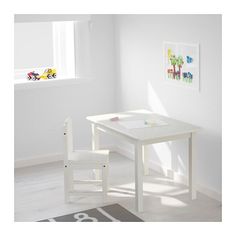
[14,15,116,161]
[114,15,222,196]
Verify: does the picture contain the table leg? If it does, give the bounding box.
[189,133,197,199]
[92,123,100,180]
[142,145,149,175]
[135,142,143,212]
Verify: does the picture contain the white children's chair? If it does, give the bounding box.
[63,117,109,203]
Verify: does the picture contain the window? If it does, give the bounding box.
[14,18,91,86]
[14,22,54,81]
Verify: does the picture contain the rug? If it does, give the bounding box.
[38,204,143,222]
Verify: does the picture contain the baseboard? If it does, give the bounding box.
[196,183,222,202]
[15,153,63,168]
[111,145,133,159]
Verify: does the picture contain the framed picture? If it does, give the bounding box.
[163,42,200,90]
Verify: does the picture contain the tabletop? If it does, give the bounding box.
[87,110,199,142]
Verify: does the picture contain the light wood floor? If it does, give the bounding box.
[14,153,221,222]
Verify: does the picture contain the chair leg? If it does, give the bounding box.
[106,163,109,191]
[102,164,108,201]
[68,168,74,192]
[64,165,70,203]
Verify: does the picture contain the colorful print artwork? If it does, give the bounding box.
[164,42,199,90]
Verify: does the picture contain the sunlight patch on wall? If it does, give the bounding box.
[152,143,172,170]
[147,81,168,116]
[177,154,186,174]
[147,81,180,176]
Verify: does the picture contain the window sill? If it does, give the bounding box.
[14,77,91,90]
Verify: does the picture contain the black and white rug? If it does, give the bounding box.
[38,204,143,222]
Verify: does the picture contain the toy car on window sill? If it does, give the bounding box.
[40,68,57,80]
[27,71,40,81]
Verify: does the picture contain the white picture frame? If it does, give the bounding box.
[163,42,200,90]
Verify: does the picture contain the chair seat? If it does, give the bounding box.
[68,149,109,164]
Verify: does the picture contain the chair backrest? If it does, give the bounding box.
[64,117,74,160]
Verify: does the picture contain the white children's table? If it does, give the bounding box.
[87,110,199,212]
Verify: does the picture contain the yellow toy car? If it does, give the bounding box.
[40,68,57,80]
